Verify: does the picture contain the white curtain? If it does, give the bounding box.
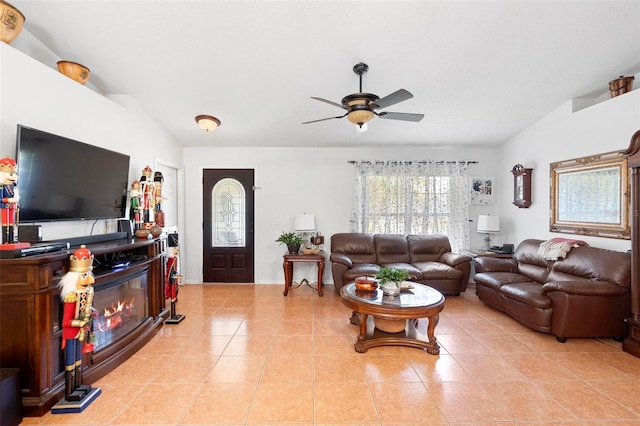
[350,160,470,251]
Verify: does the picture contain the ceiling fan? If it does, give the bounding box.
[302,62,424,128]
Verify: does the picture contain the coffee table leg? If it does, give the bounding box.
[425,313,440,354]
[354,313,369,353]
[349,311,360,325]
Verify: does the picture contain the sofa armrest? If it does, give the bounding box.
[474,257,518,273]
[440,252,472,267]
[542,280,628,296]
[329,253,353,268]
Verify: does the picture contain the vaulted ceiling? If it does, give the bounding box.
[9,1,640,148]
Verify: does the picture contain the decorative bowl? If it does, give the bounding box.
[57,61,90,85]
[0,1,25,44]
[302,248,319,255]
[135,229,150,239]
[355,276,378,292]
[150,225,162,238]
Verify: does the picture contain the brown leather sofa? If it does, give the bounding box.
[474,239,631,342]
[329,233,471,295]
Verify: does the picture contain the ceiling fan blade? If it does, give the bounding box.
[302,113,347,124]
[374,89,413,109]
[310,97,346,109]
[378,111,424,122]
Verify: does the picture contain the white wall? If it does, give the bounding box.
[0,42,183,241]
[183,146,500,284]
[497,89,639,253]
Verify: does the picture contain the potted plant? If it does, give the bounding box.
[275,231,304,254]
[375,266,410,296]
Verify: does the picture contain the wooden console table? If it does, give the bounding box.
[282,251,325,296]
[0,238,168,416]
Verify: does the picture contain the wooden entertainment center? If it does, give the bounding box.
[0,237,168,416]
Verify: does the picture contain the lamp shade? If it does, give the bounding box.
[294,213,316,231]
[477,215,500,233]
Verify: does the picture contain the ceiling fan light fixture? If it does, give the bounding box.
[347,109,375,127]
[195,115,221,132]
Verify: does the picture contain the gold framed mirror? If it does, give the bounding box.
[550,150,630,239]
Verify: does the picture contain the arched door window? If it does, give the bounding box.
[212,178,245,247]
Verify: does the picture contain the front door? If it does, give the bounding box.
[202,169,255,282]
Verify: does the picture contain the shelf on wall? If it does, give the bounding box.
[572,72,639,113]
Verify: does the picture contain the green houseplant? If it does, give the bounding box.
[375,266,410,296]
[275,231,304,254]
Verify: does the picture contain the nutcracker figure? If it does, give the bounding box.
[140,165,155,224]
[153,171,165,227]
[129,180,142,230]
[165,236,185,324]
[1,157,20,244]
[54,245,102,411]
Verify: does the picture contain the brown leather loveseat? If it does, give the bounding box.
[474,239,631,342]
[330,233,471,295]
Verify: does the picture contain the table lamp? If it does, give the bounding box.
[477,214,500,250]
[294,213,316,249]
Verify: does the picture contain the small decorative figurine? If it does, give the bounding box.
[1,157,19,243]
[129,180,142,230]
[0,156,29,249]
[140,165,155,224]
[153,171,165,227]
[53,245,102,413]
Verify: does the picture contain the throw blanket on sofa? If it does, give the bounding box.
[538,238,588,260]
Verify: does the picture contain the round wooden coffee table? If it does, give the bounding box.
[340,282,445,354]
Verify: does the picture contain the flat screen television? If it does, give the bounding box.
[16,125,130,222]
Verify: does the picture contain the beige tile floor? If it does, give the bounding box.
[24,283,640,425]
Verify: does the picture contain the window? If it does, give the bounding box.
[351,161,470,250]
[212,178,246,247]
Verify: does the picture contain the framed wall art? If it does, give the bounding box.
[470,177,494,206]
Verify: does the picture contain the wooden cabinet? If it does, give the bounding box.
[0,238,168,416]
[623,130,640,358]
[511,165,533,208]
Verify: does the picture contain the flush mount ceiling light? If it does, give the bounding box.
[195,115,221,132]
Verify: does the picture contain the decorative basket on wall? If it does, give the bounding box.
[609,76,634,98]
[0,1,25,44]
[57,61,91,85]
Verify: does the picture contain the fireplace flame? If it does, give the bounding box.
[97,297,136,332]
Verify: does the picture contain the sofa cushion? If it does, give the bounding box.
[331,233,377,264]
[407,234,451,262]
[378,262,424,280]
[474,272,532,290]
[500,283,551,308]
[374,234,411,264]
[547,245,631,288]
[413,261,462,280]
[342,263,381,283]
[513,239,554,283]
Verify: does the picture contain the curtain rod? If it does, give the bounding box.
[348,160,478,165]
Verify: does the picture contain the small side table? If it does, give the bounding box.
[459,249,513,285]
[459,249,513,259]
[282,251,325,296]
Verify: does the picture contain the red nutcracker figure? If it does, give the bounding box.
[1,157,21,245]
[55,245,102,410]
[164,241,185,324]
[140,165,155,224]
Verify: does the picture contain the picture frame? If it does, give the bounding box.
[470,177,494,206]
[550,150,630,239]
